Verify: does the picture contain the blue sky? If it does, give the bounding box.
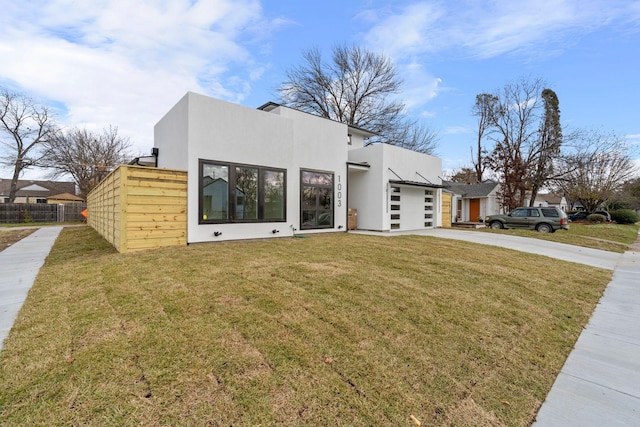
[1,0,639,179]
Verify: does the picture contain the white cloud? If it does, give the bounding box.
[399,62,441,110]
[363,0,639,60]
[626,133,640,143]
[443,126,472,135]
[359,0,640,116]
[0,0,278,155]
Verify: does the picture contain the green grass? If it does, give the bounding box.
[479,223,639,252]
[0,227,613,426]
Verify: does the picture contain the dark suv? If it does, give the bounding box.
[568,211,611,222]
[485,207,569,233]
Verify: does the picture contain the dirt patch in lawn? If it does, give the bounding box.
[0,228,37,252]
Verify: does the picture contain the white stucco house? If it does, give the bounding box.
[154,92,443,243]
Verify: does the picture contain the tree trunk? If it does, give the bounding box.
[8,158,23,203]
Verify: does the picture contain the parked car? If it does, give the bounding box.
[568,211,611,222]
[485,207,569,233]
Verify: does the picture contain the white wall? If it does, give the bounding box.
[348,143,443,231]
[154,93,190,171]
[348,144,388,231]
[155,92,349,243]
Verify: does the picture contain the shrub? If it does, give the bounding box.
[587,213,606,224]
[610,209,640,224]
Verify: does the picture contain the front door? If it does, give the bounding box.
[469,199,480,222]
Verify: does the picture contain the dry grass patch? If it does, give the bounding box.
[0,228,37,252]
[0,227,612,426]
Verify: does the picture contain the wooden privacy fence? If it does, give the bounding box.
[0,203,86,224]
[87,165,187,253]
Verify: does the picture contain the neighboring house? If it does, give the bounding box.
[154,92,443,243]
[443,180,501,222]
[528,193,568,212]
[0,179,76,204]
[47,192,85,204]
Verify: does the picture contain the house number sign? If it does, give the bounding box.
[337,175,342,207]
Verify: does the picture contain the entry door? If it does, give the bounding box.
[469,199,480,222]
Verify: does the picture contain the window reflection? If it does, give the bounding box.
[202,164,229,220]
[300,170,334,229]
[200,160,285,223]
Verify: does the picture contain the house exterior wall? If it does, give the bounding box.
[155,92,348,243]
[460,193,500,221]
[347,145,387,231]
[154,94,190,172]
[46,198,83,205]
[348,143,442,231]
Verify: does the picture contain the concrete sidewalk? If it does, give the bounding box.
[0,226,63,352]
[353,228,640,425]
[533,247,640,426]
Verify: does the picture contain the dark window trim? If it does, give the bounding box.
[300,168,335,230]
[199,159,287,224]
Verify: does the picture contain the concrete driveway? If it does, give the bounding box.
[352,227,621,270]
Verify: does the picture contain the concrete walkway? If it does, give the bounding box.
[353,228,640,425]
[533,248,640,426]
[0,226,63,352]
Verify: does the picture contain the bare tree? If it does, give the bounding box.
[0,88,57,202]
[552,130,637,212]
[446,166,479,184]
[485,77,549,211]
[279,44,438,154]
[41,126,132,198]
[471,93,498,182]
[384,119,439,154]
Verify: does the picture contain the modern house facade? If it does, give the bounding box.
[154,92,443,243]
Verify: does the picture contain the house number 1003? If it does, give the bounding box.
[337,175,342,207]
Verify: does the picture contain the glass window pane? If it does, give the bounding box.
[318,188,332,210]
[300,170,334,229]
[302,210,316,227]
[235,166,258,219]
[302,186,316,208]
[264,170,285,220]
[302,171,333,186]
[317,211,333,227]
[202,164,228,220]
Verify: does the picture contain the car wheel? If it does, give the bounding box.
[490,221,503,229]
[536,223,552,233]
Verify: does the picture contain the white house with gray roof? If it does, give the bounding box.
[444,180,501,222]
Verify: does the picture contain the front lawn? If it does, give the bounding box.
[0,227,612,426]
[480,223,639,252]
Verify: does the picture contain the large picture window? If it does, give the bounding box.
[200,160,286,223]
[300,169,334,229]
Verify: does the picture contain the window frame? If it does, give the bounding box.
[199,159,286,224]
[300,168,335,230]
